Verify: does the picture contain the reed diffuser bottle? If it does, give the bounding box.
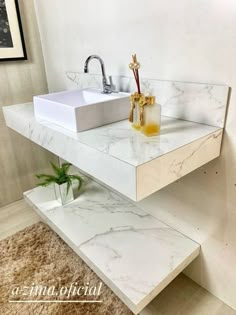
[141,96,161,136]
[128,55,161,136]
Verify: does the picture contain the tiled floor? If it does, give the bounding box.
[0,199,235,315]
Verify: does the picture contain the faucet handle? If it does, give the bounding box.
[104,76,118,94]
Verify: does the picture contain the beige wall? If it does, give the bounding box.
[0,0,55,207]
[34,0,236,310]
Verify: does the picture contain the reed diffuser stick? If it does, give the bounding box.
[129,54,141,94]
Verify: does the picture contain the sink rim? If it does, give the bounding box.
[34,88,130,109]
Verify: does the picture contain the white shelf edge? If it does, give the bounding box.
[3,103,223,201]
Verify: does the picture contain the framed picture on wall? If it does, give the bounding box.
[0,0,27,61]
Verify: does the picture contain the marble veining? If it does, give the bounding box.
[66,72,229,128]
[3,103,223,200]
[3,103,221,167]
[167,131,222,176]
[24,177,200,314]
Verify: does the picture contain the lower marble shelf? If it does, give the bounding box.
[24,177,200,314]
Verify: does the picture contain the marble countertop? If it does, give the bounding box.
[3,103,223,200]
[5,103,220,166]
[24,176,200,314]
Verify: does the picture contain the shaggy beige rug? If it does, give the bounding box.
[0,222,132,315]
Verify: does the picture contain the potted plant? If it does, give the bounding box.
[36,162,82,205]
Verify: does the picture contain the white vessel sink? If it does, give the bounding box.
[34,88,130,132]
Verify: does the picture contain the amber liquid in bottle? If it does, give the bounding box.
[141,103,161,136]
[142,123,160,136]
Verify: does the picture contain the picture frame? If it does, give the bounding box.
[0,0,27,61]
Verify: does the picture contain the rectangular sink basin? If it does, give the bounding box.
[34,88,130,132]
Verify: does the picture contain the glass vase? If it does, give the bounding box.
[54,182,74,205]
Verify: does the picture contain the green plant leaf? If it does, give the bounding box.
[50,162,64,177]
[36,181,52,187]
[61,162,72,174]
[36,162,81,194]
[69,175,83,191]
[36,174,61,186]
[66,179,72,195]
[36,174,49,179]
[36,174,58,181]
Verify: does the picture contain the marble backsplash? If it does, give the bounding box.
[66,72,229,128]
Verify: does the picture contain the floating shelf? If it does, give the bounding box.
[3,103,223,201]
[24,177,200,314]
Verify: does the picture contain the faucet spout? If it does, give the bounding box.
[84,55,113,94]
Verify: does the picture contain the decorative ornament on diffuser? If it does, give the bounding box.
[128,54,161,137]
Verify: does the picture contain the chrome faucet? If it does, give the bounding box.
[84,55,114,94]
